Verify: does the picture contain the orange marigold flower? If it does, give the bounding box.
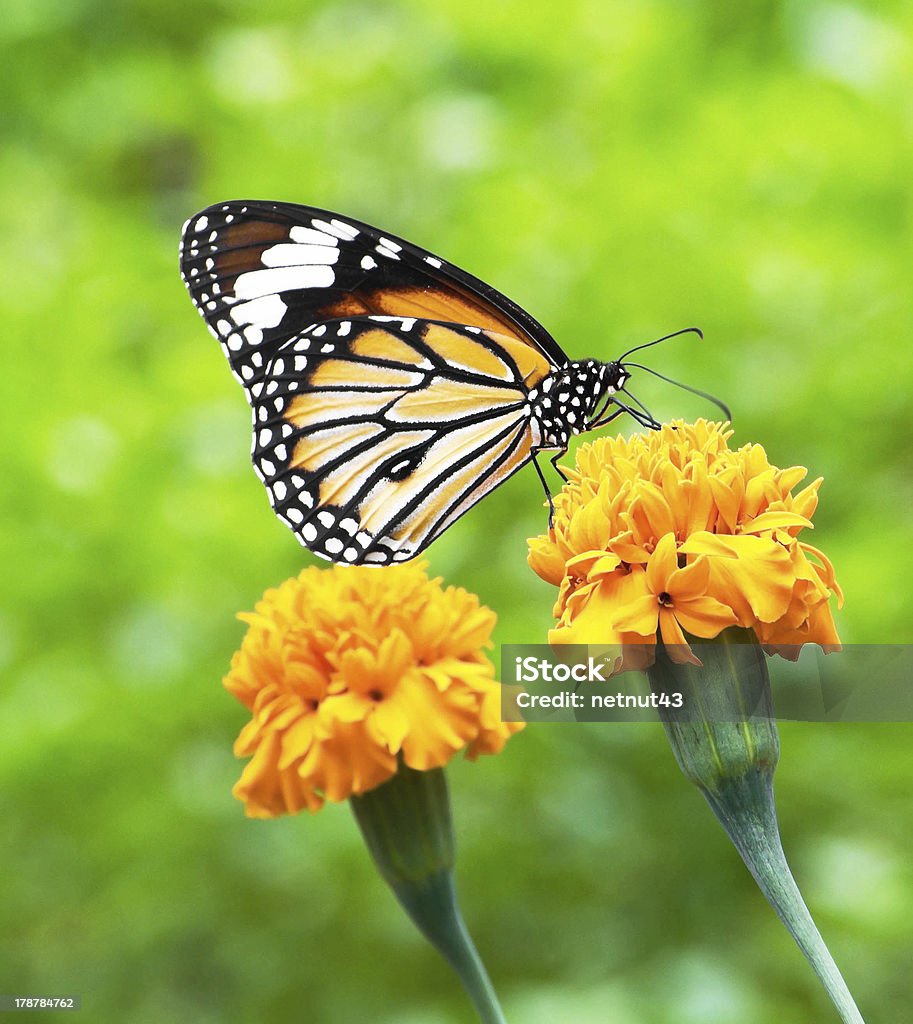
[224,562,521,817]
[528,420,842,664]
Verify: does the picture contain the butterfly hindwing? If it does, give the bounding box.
[178,200,568,391]
[246,316,553,563]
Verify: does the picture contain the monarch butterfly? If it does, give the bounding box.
[179,200,726,565]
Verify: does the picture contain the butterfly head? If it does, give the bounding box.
[579,359,658,431]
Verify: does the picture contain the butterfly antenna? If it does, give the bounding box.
[617,326,703,362]
[624,362,732,421]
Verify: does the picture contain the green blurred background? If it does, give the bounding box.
[2,0,911,1020]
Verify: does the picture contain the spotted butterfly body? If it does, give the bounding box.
[179,201,630,564]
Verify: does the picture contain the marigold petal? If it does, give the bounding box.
[658,609,702,665]
[704,535,794,624]
[552,569,651,646]
[678,531,740,559]
[587,552,625,580]
[527,533,565,585]
[740,510,813,534]
[635,481,676,539]
[607,534,652,564]
[612,592,661,636]
[668,555,711,601]
[646,532,679,594]
[673,596,740,637]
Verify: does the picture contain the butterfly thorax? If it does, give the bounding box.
[528,359,628,449]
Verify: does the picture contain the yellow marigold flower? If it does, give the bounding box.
[528,420,842,664]
[224,562,521,817]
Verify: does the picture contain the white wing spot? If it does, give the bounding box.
[233,265,335,299]
[360,255,377,271]
[330,218,360,239]
[289,225,339,246]
[310,218,359,241]
[261,242,340,268]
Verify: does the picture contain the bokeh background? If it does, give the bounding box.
[3,1,912,1021]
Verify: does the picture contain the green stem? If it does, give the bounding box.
[351,766,507,1024]
[705,769,864,1024]
[395,870,507,1024]
[649,629,866,1024]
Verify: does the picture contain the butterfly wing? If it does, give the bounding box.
[179,200,567,389]
[241,315,553,563]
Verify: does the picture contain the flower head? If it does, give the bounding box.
[528,420,842,664]
[225,562,521,817]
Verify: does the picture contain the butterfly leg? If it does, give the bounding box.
[550,449,570,483]
[531,453,556,528]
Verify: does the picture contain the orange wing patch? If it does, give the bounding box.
[321,285,525,340]
[387,377,523,422]
[420,324,516,380]
[349,328,430,366]
[286,389,393,431]
[291,422,385,472]
[309,359,424,390]
[490,333,553,388]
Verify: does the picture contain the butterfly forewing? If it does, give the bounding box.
[179,200,567,383]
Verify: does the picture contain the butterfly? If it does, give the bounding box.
[179,200,725,565]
